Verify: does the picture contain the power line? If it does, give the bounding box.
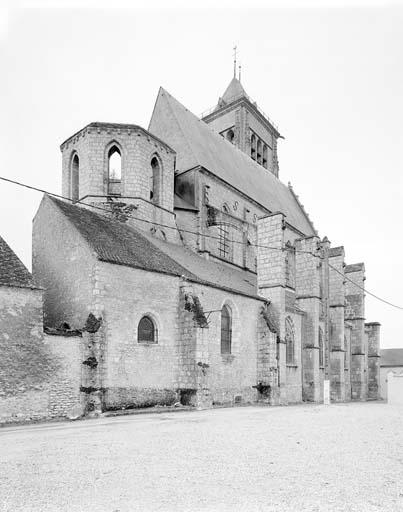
[0,175,316,255]
[328,262,403,311]
[1,174,402,311]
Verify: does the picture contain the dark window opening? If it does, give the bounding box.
[150,156,161,204]
[71,154,79,201]
[221,305,232,354]
[285,317,295,365]
[226,129,235,144]
[138,315,157,343]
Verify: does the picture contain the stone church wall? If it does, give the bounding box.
[188,282,264,406]
[95,264,180,409]
[0,284,83,424]
[33,196,97,330]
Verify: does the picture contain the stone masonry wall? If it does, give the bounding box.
[33,195,97,329]
[329,248,346,402]
[295,236,321,403]
[0,284,82,423]
[94,263,180,410]
[345,264,367,400]
[365,322,381,400]
[61,124,176,212]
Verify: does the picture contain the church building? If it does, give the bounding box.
[32,73,381,412]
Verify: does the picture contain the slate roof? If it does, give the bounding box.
[48,197,261,300]
[221,77,247,104]
[0,235,36,288]
[380,349,403,367]
[345,263,365,273]
[149,88,315,236]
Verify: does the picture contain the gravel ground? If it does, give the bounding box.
[0,402,402,512]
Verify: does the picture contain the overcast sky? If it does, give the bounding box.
[1,3,402,348]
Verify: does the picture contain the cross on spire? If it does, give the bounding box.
[233,45,237,78]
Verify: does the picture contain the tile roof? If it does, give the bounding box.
[221,77,247,104]
[0,235,36,288]
[149,88,316,237]
[380,349,403,367]
[48,196,262,300]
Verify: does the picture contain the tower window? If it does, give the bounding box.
[256,139,262,164]
[71,153,79,202]
[108,146,122,196]
[138,315,157,343]
[319,327,324,368]
[220,305,232,354]
[262,144,268,169]
[250,134,256,160]
[226,129,235,144]
[150,156,161,205]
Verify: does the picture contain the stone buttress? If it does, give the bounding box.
[295,235,322,402]
[365,322,381,400]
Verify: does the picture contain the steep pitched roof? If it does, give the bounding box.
[0,236,36,288]
[380,349,403,367]
[149,88,315,236]
[48,197,261,300]
[221,77,247,103]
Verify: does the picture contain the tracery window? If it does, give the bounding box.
[71,153,79,202]
[137,315,157,343]
[220,305,232,354]
[108,145,122,196]
[218,204,233,261]
[319,327,324,368]
[285,316,295,365]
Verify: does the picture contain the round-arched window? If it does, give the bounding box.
[137,315,157,343]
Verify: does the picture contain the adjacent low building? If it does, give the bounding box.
[380,348,403,400]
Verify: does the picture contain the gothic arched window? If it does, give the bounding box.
[108,145,122,196]
[226,129,235,144]
[250,133,256,160]
[218,204,233,261]
[150,156,161,205]
[221,305,232,354]
[137,315,157,343]
[285,316,295,365]
[71,153,79,202]
[262,144,268,169]
[319,327,324,368]
[256,139,262,164]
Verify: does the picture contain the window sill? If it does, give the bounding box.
[286,364,298,368]
[138,342,158,346]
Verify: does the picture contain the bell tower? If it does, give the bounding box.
[202,74,283,178]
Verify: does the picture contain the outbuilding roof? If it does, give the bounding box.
[149,87,315,237]
[380,349,403,367]
[48,196,261,300]
[0,235,37,288]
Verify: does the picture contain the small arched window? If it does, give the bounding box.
[150,156,161,205]
[319,327,324,368]
[137,315,157,343]
[71,153,79,202]
[108,146,122,196]
[226,129,235,144]
[250,134,256,160]
[221,305,232,354]
[285,316,295,365]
